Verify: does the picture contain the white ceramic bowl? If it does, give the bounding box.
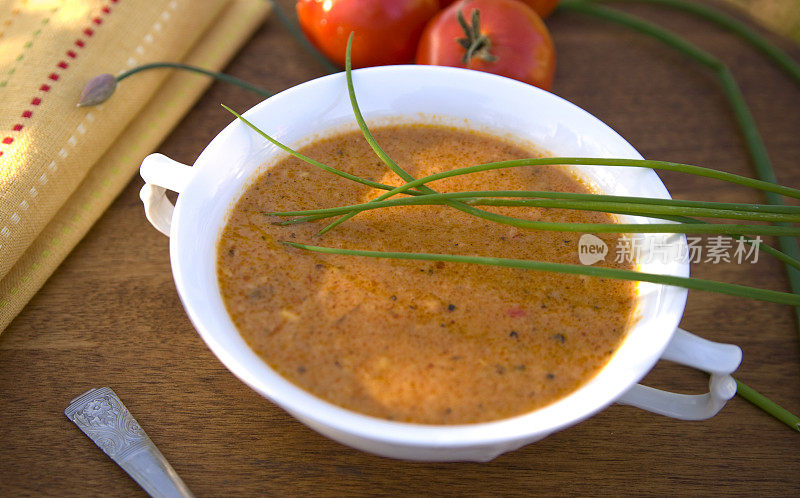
[140,66,742,462]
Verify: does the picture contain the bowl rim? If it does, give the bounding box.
[169,64,689,448]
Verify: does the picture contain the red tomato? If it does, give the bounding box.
[440,0,559,18]
[296,0,440,69]
[416,0,556,90]
[521,0,559,18]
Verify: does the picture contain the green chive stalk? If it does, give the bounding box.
[268,198,800,237]
[117,62,272,98]
[281,242,800,306]
[320,216,800,236]
[366,157,800,201]
[220,104,426,196]
[666,214,800,273]
[585,0,800,83]
[318,34,501,235]
[736,380,800,433]
[466,198,799,222]
[270,190,800,223]
[80,0,339,108]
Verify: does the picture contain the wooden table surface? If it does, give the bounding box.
[2,1,799,495]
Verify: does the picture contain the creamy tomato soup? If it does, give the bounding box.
[217,124,637,424]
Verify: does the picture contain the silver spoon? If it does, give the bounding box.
[65,387,194,498]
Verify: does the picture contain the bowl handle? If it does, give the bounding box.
[139,153,194,237]
[615,328,742,420]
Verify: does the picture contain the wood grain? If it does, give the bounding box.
[2,1,799,495]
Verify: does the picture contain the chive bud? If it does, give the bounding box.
[77,73,117,107]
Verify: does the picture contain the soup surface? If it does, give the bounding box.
[217,124,637,424]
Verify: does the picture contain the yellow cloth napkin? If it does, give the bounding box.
[0,0,271,332]
[721,0,800,43]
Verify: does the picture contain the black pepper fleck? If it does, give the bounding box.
[546,373,555,380]
[552,333,566,344]
[390,295,397,301]
[509,331,519,339]
[297,366,306,374]
[447,304,456,311]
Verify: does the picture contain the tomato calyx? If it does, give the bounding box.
[456,9,498,66]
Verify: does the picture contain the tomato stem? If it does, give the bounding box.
[457,9,498,66]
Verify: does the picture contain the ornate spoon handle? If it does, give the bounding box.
[65,387,195,498]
